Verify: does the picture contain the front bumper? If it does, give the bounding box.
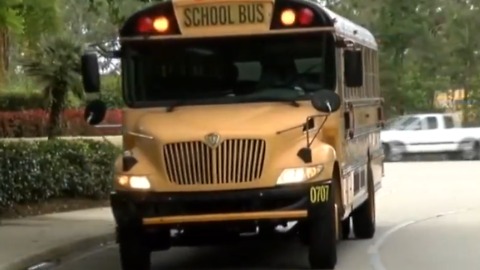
[110,180,333,227]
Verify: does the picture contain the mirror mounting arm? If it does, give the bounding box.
[297,114,330,164]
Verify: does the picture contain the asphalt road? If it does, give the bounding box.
[54,161,480,270]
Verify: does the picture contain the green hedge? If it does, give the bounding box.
[1,75,125,111]
[0,92,48,111]
[0,140,121,208]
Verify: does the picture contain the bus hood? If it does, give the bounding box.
[127,102,320,141]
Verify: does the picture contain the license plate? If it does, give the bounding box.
[182,3,268,28]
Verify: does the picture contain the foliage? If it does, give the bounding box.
[0,74,124,110]
[0,92,47,111]
[328,0,480,122]
[88,0,152,26]
[0,109,122,137]
[100,75,125,108]
[0,0,61,86]
[22,35,84,139]
[0,140,121,208]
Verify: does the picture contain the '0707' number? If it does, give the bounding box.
[309,185,330,204]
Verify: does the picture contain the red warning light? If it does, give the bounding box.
[137,17,153,33]
[298,8,314,26]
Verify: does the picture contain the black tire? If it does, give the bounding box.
[383,143,403,162]
[259,223,277,239]
[459,141,479,160]
[351,166,376,239]
[118,227,151,270]
[341,217,351,240]
[308,182,338,269]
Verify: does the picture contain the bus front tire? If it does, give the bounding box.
[118,228,151,270]
[307,184,338,269]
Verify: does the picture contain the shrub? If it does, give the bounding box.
[0,109,122,138]
[0,75,125,111]
[0,140,121,208]
[0,93,48,111]
[101,75,125,108]
[0,92,125,111]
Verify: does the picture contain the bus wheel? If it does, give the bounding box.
[118,227,151,270]
[351,166,376,239]
[341,217,351,240]
[307,182,338,269]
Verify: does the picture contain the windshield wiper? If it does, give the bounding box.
[243,88,302,107]
[242,95,300,107]
[165,99,188,112]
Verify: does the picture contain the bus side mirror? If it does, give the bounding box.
[310,90,341,113]
[81,52,101,93]
[344,49,363,88]
[84,99,107,125]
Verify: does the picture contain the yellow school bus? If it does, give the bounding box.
[80,0,384,269]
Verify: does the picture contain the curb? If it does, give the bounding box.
[1,233,116,270]
[0,136,122,147]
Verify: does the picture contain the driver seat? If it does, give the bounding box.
[257,58,298,89]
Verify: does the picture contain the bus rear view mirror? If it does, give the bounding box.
[84,99,107,125]
[344,49,363,88]
[311,90,341,113]
[81,52,101,93]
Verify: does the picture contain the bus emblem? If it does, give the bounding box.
[205,133,221,148]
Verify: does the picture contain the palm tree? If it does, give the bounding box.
[22,35,84,139]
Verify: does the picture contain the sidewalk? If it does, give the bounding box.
[0,207,115,270]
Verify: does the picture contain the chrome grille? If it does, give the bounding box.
[163,139,266,185]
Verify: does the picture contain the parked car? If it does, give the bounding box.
[381,113,480,161]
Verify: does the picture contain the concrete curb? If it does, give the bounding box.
[2,233,116,270]
[0,136,122,147]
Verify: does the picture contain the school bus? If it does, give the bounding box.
[80,0,384,269]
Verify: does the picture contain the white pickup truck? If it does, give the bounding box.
[381,113,480,161]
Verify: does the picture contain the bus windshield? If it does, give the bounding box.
[122,33,332,107]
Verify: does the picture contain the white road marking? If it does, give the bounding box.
[368,208,473,270]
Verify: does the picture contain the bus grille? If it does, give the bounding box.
[163,139,266,185]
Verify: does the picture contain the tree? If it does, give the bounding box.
[0,0,23,87]
[22,36,84,139]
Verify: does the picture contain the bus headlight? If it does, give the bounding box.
[276,165,323,185]
[117,175,151,190]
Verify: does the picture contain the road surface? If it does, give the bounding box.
[54,161,480,270]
